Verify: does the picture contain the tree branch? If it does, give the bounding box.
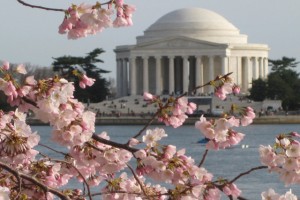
[16,0,65,12]
[127,164,148,198]
[131,112,158,139]
[92,134,139,153]
[198,149,208,167]
[229,165,268,183]
[0,161,71,200]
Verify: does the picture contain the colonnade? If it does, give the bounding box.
[116,55,268,97]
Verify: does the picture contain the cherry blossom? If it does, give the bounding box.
[195,115,245,150]
[260,132,300,185]
[0,186,10,200]
[143,92,196,128]
[79,74,95,89]
[262,188,297,200]
[58,2,135,39]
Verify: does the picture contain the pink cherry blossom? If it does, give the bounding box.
[142,128,167,147]
[279,189,298,200]
[143,92,155,101]
[195,115,245,150]
[261,188,280,200]
[222,183,241,198]
[2,61,10,70]
[58,2,135,39]
[286,143,300,157]
[232,84,240,94]
[15,64,27,74]
[79,74,95,88]
[0,186,10,199]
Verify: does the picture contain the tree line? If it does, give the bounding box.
[2,55,299,111]
[248,57,300,110]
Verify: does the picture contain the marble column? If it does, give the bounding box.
[183,56,189,93]
[253,57,258,79]
[221,56,228,75]
[168,56,175,94]
[122,59,128,96]
[116,59,122,97]
[208,56,214,93]
[237,56,242,85]
[259,57,263,78]
[264,57,268,78]
[142,56,149,92]
[130,57,136,95]
[155,56,162,95]
[245,57,252,92]
[195,56,203,94]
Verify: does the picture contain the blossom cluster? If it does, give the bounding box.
[230,105,256,126]
[69,132,132,185]
[135,130,213,199]
[0,109,39,166]
[195,115,245,150]
[143,92,196,128]
[261,188,298,200]
[0,109,74,199]
[210,74,240,100]
[1,61,96,147]
[59,1,135,39]
[101,172,168,200]
[259,132,300,185]
[133,128,243,199]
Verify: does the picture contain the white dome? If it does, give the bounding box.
[136,8,247,44]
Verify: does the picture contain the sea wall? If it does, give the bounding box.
[26,115,300,126]
[95,116,300,125]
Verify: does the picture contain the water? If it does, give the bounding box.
[32,124,300,199]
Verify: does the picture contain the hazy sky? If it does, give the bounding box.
[1,0,300,79]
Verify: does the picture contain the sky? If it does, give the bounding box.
[1,0,300,79]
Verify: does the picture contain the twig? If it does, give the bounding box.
[229,165,268,183]
[0,161,71,200]
[38,142,69,156]
[127,164,149,199]
[131,111,158,140]
[16,0,116,12]
[86,142,104,152]
[16,0,65,12]
[92,134,138,153]
[51,159,92,200]
[198,149,208,167]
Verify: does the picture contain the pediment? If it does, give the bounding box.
[135,36,227,50]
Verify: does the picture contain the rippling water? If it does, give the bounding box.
[32,124,300,199]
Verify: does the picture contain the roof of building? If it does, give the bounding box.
[136,8,248,44]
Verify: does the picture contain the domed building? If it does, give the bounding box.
[115,8,269,97]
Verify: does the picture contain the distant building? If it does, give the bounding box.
[115,8,269,97]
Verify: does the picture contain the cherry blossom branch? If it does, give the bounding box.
[126,164,149,198]
[37,152,92,200]
[212,182,248,200]
[0,161,71,200]
[16,0,65,12]
[229,165,268,183]
[198,149,208,167]
[92,134,139,153]
[51,159,92,200]
[16,0,115,12]
[130,111,159,139]
[39,152,92,200]
[39,142,69,157]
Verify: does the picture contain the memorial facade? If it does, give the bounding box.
[115,8,269,97]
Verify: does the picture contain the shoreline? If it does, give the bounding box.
[26,115,300,126]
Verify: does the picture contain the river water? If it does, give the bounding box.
[32,124,300,199]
